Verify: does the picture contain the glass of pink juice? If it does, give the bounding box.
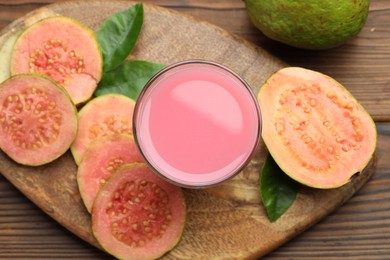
[133,60,261,188]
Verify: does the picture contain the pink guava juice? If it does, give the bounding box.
[133,60,261,188]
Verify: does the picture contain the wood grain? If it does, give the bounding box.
[0,0,375,258]
[0,0,389,259]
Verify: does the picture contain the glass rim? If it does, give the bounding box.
[132,59,262,188]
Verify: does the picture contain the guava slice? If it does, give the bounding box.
[92,162,186,260]
[71,94,135,165]
[258,67,377,188]
[10,16,102,105]
[77,134,143,213]
[0,74,77,166]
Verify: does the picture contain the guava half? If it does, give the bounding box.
[92,162,186,260]
[245,0,369,50]
[71,94,136,165]
[10,16,103,105]
[0,74,77,166]
[77,134,143,212]
[258,67,377,188]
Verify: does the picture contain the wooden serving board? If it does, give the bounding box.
[0,1,377,259]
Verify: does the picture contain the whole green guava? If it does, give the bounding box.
[245,0,369,50]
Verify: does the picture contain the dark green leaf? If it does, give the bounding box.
[95,60,165,100]
[260,154,300,222]
[97,3,143,72]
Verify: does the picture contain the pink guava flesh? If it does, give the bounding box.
[92,163,186,260]
[77,134,143,212]
[10,16,102,105]
[0,74,77,166]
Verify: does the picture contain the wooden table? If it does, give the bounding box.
[0,0,389,258]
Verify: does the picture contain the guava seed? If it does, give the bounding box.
[272,81,368,174]
[29,39,85,86]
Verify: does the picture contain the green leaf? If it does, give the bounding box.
[97,3,144,72]
[260,154,300,222]
[95,60,165,100]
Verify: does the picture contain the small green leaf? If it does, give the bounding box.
[95,60,165,100]
[260,154,300,222]
[97,3,144,72]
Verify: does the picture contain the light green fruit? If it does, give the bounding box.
[245,0,369,50]
[0,31,21,83]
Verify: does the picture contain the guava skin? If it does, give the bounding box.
[245,0,369,50]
